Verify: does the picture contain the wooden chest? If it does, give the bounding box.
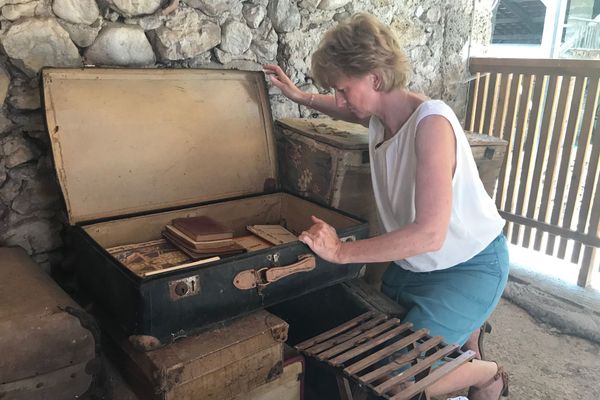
[42,68,368,345]
[464,132,508,197]
[276,118,507,207]
[0,247,97,400]
[276,118,379,235]
[105,310,288,400]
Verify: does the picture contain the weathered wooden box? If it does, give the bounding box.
[42,68,368,345]
[464,132,508,197]
[276,118,379,234]
[105,310,288,400]
[0,247,97,400]
[276,118,507,208]
[234,351,304,400]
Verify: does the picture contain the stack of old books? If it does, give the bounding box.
[162,216,246,259]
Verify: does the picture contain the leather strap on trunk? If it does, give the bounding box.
[233,255,316,290]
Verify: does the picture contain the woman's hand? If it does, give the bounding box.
[263,64,306,103]
[299,216,344,264]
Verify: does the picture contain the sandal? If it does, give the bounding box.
[468,362,509,400]
[478,321,493,360]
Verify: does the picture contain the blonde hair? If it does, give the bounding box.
[311,13,410,91]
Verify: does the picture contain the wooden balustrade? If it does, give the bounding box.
[466,57,600,287]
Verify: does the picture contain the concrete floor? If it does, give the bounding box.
[484,297,600,400]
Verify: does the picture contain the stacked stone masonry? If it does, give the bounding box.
[0,0,492,271]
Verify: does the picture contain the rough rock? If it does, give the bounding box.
[52,0,99,25]
[84,24,156,66]
[0,113,14,135]
[218,60,263,71]
[58,18,103,48]
[0,217,63,254]
[426,6,441,23]
[333,11,350,22]
[12,178,60,215]
[7,162,38,183]
[0,159,6,187]
[153,8,220,61]
[0,177,22,204]
[8,85,41,111]
[220,20,252,55]
[184,0,242,17]
[1,135,40,168]
[298,0,320,10]
[278,28,325,83]
[0,67,9,106]
[317,0,350,10]
[250,19,278,63]
[214,48,256,64]
[186,51,213,68]
[242,3,265,29]
[0,0,34,7]
[268,0,300,33]
[1,1,37,20]
[109,0,162,17]
[251,23,278,62]
[124,14,164,30]
[1,17,81,76]
[270,94,300,120]
[9,114,45,134]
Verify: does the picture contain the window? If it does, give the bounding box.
[492,0,547,44]
[486,0,564,58]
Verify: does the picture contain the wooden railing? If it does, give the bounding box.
[465,58,600,287]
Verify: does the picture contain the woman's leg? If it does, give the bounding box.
[463,328,483,359]
[381,235,510,397]
[427,360,505,399]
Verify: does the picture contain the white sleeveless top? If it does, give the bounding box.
[369,100,505,272]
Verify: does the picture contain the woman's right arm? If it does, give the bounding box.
[263,64,366,125]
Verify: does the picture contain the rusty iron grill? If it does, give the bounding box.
[295,311,475,400]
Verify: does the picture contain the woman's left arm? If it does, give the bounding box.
[299,115,456,264]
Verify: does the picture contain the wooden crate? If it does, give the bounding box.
[276,118,378,234]
[104,310,288,400]
[465,132,508,197]
[234,354,304,400]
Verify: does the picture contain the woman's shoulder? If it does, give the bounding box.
[415,99,460,126]
[417,99,454,115]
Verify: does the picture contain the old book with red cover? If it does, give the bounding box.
[172,216,233,242]
[162,230,245,259]
[165,224,234,250]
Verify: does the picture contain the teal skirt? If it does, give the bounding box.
[381,234,509,346]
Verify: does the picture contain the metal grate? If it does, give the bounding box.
[296,312,475,400]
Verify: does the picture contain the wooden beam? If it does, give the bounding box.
[498,211,600,248]
[470,58,600,78]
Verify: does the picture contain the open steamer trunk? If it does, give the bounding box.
[71,193,365,343]
[42,68,368,345]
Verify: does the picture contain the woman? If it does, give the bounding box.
[264,13,509,400]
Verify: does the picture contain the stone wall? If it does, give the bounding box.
[0,0,493,271]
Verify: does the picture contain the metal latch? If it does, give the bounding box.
[168,275,200,301]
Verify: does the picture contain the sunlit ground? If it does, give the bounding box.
[508,243,600,290]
